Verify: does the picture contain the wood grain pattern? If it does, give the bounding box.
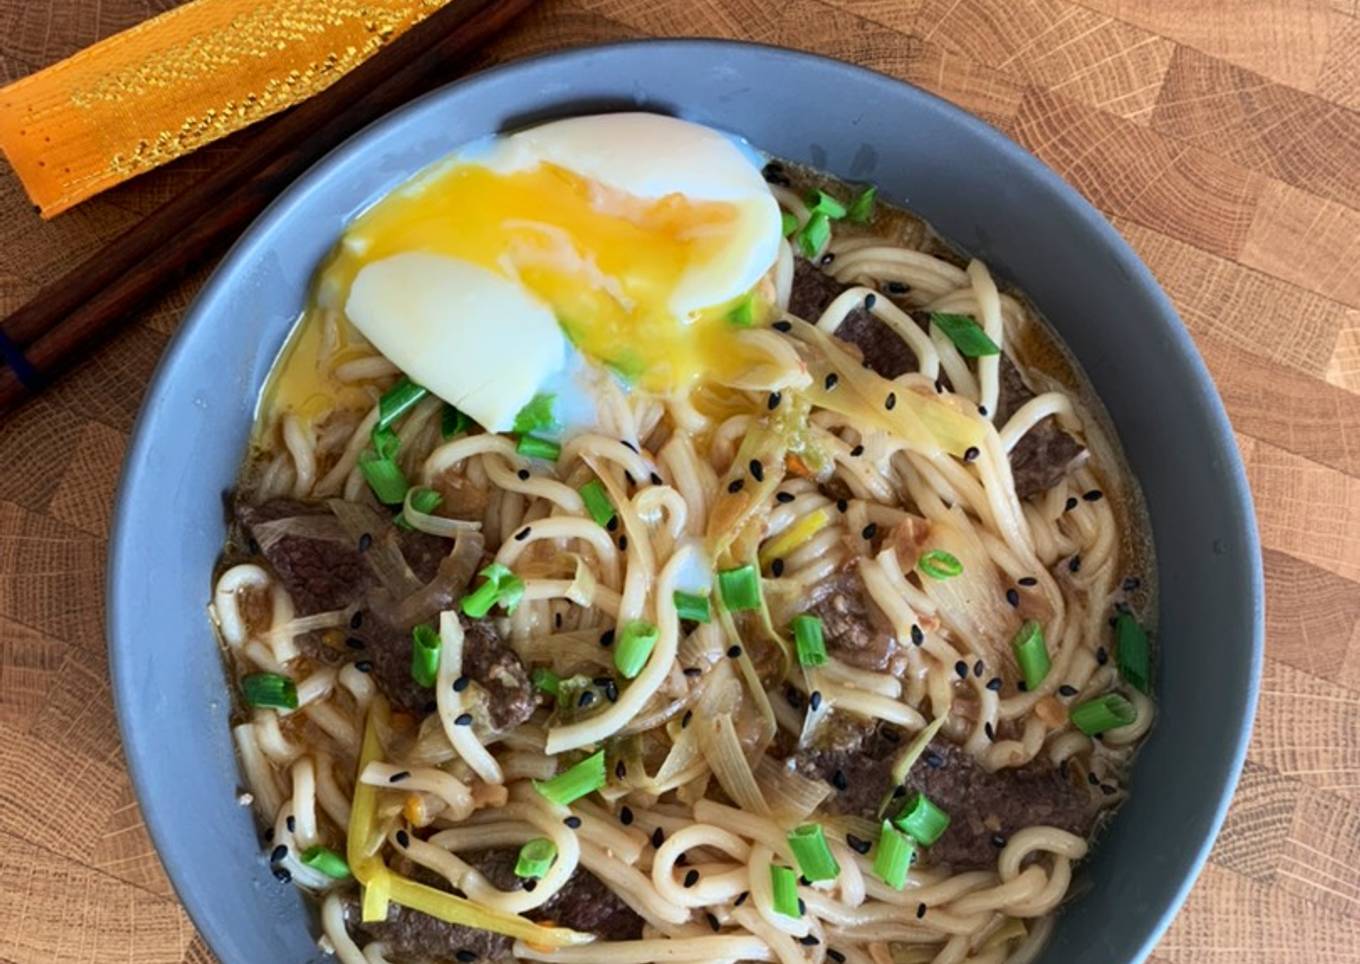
[1,1,1358,961]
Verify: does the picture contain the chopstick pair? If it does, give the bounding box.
[0,0,540,415]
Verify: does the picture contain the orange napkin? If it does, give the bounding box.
[0,0,455,218]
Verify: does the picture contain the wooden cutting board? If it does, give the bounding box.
[1,1,1357,961]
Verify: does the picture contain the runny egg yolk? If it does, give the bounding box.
[320,161,773,393]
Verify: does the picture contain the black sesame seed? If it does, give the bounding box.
[523,879,537,892]
[978,405,989,416]
[798,898,807,915]
[985,721,995,741]
[864,293,877,310]
[1083,489,1104,502]
[925,750,944,769]
[600,630,615,648]
[749,459,764,481]
[1096,646,1109,665]
[616,760,627,779]
[1059,684,1078,697]
[349,611,364,629]
[456,951,477,963]
[728,645,743,659]
[396,829,410,848]
[824,372,839,391]
[846,833,871,855]
[564,816,582,829]
[706,911,720,932]
[911,624,924,646]
[836,498,848,513]
[458,712,477,726]
[270,844,287,863]
[389,771,411,783]
[355,660,372,673]
[345,636,365,650]
[357,533,373,553]
[453,675,469,692]
[1068,555,1082,573]
[1064,496,1079,512]
[618,535,628,550]
[768,392,782,410]
[1006,588,1020,608]
[728,478,745,493]
[683,869,700,888]
[606,515,619,531]
[619,806,634,826]
[776,491,795,503]
[683,666,703,677]
[991,833,1007,848]
[987,677,1002,691]
[578,692,595,709]
[809,690,823,711]
[1100,783,1118,796]
[734,891,749,906]
[286,815,295,833]
[973,659,984,677]
[885,391,897,410]
[514,527,531,542]
[887,281,909,295]
[652,827,665,848]
[850,444,864,457]
[916,903,927,919]
[963,446,980,462]
[799,934,821,946]
[861,522,877,540]
[272,866,292,882]
[832,769,848,790]
[820,252,835,266]
[1018,576,1038,587]
[517,469,530,481]
[682,710,693,728]
[774,319,793,332]
[650,472,664,486]
[621,440,639,454]
[771,558,785,577]
[605,680,619,702]
[954,660,968,679]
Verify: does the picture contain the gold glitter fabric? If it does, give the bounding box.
[0,0,453,217]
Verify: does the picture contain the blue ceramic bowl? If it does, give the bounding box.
[108,40,1263,964]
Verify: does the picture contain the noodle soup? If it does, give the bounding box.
[212,113,1155,964]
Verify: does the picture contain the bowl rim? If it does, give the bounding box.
[107,37,1264,964]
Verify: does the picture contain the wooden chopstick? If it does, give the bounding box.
[0,0,540,414]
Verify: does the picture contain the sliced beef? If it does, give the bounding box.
[994,358,1087,499]
[788,259,1086,498]
[804,564,898,671]
[461,624,537,732]
[795,718,1096,870]
[351,849,643,959]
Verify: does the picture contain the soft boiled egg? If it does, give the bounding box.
[327,112,783,432]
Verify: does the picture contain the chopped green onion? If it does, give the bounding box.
[918,549,963,580]
[717,564,762,612]
[299,845,351,880]
[441,403,471,439]
[792,614,828,667]
[1070,693,1136,735]
[411,624,440,688]
[371,424,400,460]
[781,211,799,236]
[461,563,524,618]
[614,620,660,679]
[769,864,801,917]
[534,750,606,805]
[359,453,409,505]
[806,189,847,219]
[579,480,616,527]
[797,211,831,259]
[930,312,1000,358]
[241,672,298,710]
[727,293,757,327]
[1011,620,1050,690]
[377,377,427,430]
[673,590,712,624]
[395,486,443,530]
[847,186,877,224]
[873,821,916,890]
[517,435,561,461]
[514,838,558,879]
[787,824,840,882]
[512,393,557,436]
[1115,612,1150,694]
[532,667,561,697]
[893,792,951,846]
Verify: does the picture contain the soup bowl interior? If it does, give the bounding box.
[108,40,1262,964]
